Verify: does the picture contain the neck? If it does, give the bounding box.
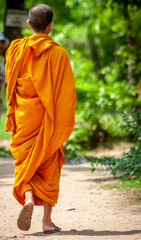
[32,31,50,36]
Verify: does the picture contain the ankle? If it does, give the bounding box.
[24,190,34,204]
[42,217,52,225]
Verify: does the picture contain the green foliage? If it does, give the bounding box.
[0,89,11,140]
[0,147,11,157]
[89,107,141,178]
[0,114,11,140]
[0,0,6,31]
[121,107,141,145]
[89,146,141,178]
[59,0,140,150]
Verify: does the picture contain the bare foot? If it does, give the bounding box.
[42,219,54,232]
[42,219,61,233]
[42,201,61,233]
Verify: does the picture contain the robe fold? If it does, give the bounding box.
[4,33,76,206]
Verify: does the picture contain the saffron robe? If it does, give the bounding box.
[4,33,76,206]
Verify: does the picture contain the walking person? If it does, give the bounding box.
[5,4,76,233]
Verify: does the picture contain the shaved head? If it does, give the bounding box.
[28,4,53,33]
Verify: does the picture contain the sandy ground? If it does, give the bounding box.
[0,142,141,240]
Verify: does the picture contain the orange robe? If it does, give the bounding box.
[4,33,76,206]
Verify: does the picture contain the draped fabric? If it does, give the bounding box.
[5,33,76,206]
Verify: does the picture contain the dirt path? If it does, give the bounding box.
[0,154,141,240]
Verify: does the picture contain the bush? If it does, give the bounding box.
[89,107,141,178]
[90,146,141,178]
[121,107,141,146]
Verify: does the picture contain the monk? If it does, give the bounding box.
[4,4,76,233]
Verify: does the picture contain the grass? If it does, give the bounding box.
[0,89,11,140]
[0,113,11,140]
[102,177,141,205]
[0,113,11,157]
[102,177,141,189]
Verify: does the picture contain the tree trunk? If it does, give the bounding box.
[124,9,137,83]
[4,0,24,42]
[88,30,105,82]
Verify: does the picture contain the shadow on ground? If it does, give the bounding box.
[24,229,141,237]
[78,176,118,183]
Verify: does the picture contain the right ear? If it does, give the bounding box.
[27,19,32,28]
